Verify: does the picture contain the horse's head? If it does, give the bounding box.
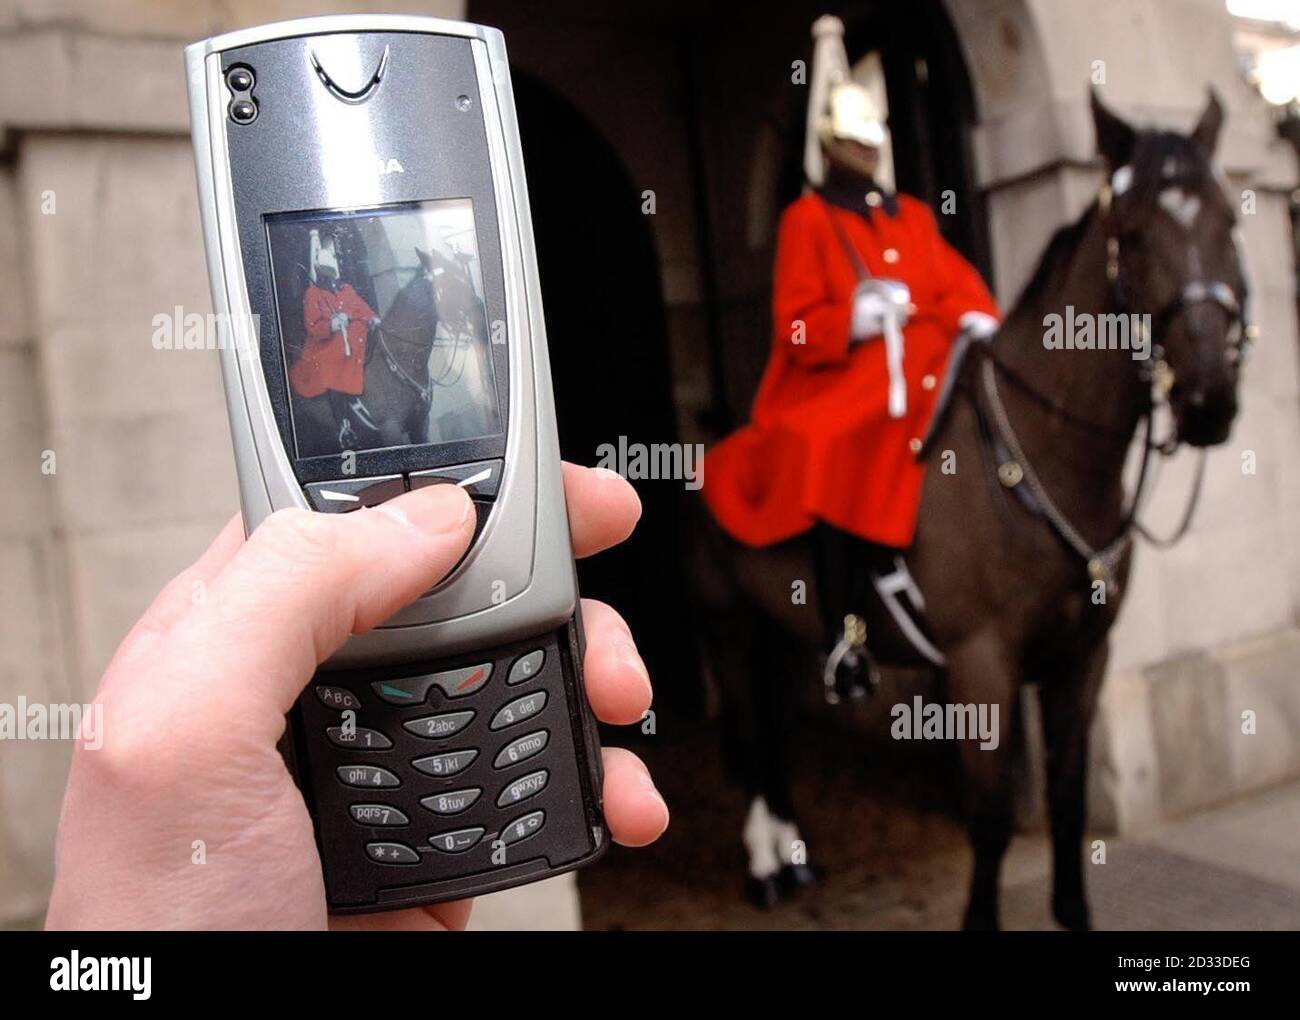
[1091,88,1249,447]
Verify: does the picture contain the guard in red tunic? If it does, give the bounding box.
[289,230,382,449]
[702,70,1000,689]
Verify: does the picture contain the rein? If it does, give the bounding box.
[973,180,1253,594]
[373,326,432,404]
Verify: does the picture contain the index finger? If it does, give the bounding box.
[562,461,641,557]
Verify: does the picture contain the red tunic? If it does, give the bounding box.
[702,192,999,548]
[288,283,377,398]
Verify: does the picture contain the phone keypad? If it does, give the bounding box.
[419,788,482,815]
[402,710,475,739]
[350,804,409,826]
[326,726,392,749]
[493,729,549,769]
[337,765,400,788]
[367,842,420,865]
[506,650,544,685]
[309,641,590,887]
[489,691,546,730]
[412,749,478,777]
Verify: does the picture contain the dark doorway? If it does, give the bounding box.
[510,73,700,711]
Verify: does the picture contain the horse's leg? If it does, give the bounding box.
[946,628,1020,931]
[750,624,816,897]
[714,607,807,907]
[1039,638,1108,931]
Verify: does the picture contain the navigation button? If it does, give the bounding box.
[373,663,491,704]
[409,459,503,499]
[305,475,404,513]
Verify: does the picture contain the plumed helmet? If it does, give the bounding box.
[818,81,887,148]
[803,15,894,189]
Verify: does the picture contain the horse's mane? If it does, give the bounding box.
[1007,129,1213,317]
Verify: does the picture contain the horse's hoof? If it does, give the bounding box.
[1052,896,1092,932]
[744,875,783,910]
[778,862,821,895]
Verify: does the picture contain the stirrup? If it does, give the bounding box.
[822,613,879,705]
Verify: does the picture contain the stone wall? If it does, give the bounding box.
[0,0,467,928]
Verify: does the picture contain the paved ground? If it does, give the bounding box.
[578,709,1300,931]
[11,702,1298,931]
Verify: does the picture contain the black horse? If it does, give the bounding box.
[700,89,1250,930]
[294,245,492,454]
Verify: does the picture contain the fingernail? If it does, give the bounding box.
[641,784,670,834]
[378,484,472,534]
[592,467,624,482]
[614,638,653,702]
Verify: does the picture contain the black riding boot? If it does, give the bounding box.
[814,525,884,703]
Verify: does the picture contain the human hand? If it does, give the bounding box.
[45,463,666,930]
[850,278,911,342]
[958,310,999,342]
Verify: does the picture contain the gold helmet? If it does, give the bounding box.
[818,81,887,149]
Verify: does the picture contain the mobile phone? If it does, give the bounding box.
[184,14,606,913]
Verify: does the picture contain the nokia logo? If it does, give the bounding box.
[378,158,405,175]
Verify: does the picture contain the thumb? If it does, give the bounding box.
[158,483,475,727]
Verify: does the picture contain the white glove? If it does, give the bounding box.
[851,280,911,341]
[958,310,999,341]
[850,279,912,419]
[330,312,350,334]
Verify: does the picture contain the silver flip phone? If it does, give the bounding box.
[185,15,605,912]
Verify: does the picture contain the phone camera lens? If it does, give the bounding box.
[226,66,254,92]
[229,98,258,124]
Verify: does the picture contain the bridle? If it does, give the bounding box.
[1098,179,1255,413]
[974,175,1257,596]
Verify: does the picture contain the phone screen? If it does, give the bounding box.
[265,199,501,459]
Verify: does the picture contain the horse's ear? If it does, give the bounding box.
[1091,88,1135,169]
[415,246,433,272]
[1190,86,1224,159]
